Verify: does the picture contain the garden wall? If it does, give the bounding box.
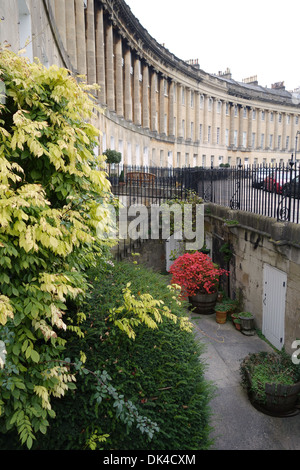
[111,203,300,353]
[204,203,300,353]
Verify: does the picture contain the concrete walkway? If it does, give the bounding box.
[191,313,300,450]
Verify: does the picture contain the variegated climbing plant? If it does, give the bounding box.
[0,48,115,448]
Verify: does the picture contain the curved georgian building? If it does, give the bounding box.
[1,0,300,167]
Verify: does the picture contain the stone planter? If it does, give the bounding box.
[189,291,218,315]
[239,313,255,336]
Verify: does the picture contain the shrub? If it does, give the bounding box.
[0,50,115,448]
[26,261,214,450]
[103,149,122,164]
[169,251,229,296]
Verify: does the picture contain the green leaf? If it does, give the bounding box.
[26,435,33,449]
[15,381,26,390]
[30,349,40,363]
[12,343,21,355]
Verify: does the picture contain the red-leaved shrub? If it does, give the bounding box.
[169,251,229,297]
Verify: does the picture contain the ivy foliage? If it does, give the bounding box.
[0,49,115,448]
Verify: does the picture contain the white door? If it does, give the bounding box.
[262,264,287,350]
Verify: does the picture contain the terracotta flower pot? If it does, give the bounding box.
[231,314,241,330]
[215,309,228,324]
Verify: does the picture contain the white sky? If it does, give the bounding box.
[125,0,300,91]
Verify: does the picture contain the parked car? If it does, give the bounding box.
[263,172,291,194]
[252,169,272,188]
[282,176,300,198]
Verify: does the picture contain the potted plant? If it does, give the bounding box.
[103,149,122,164]
[223,298,238,314]
[232,315,241,330]
[169,251,229,314]
[215,302,229,324]
[119,169,125,185]
[240,352,300,417]
[238,311,255,336]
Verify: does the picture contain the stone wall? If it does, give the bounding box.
[204,203,300,353]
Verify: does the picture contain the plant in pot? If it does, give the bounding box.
[238,311,255,336]
[240,351,300,417]
[103,149,122,164]
[232,315,241,330]
[119,169,125,185]
[222,298,238,314]
[169,251,229,315]
[215,302,229,324]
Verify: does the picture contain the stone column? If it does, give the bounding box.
[238,105,244,148]
[256,109,261,149]
[203,95,208,143]
[95,6,106,103]
[265,110,270,149]
[274,111,278,149]
[291,115,295,151]
[86,0,96,84]
[54,0,67,49]
[230,103,235,146]
[168,81,175,136]
[75,0,87,76]
[186,88,191,140]
[124,47,132,122]
[115,35,124,117]
[221,100,226,146]
[212,97,217,145]
[159,75,165,134]
[65,0,77,69]
[142,64,150,129]
[282,113,286,151]
[177,85,183,138]
[150,70,158,132]
[105,21,115,110]
[133,56,141,125]
[195,91,200,142]
[247,107,253,148]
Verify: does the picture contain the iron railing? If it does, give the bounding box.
[107,163,300,224]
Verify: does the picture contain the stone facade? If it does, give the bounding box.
[1,0,300,168]
[204,203,300,353]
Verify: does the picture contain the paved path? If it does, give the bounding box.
[191,313,300,450]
